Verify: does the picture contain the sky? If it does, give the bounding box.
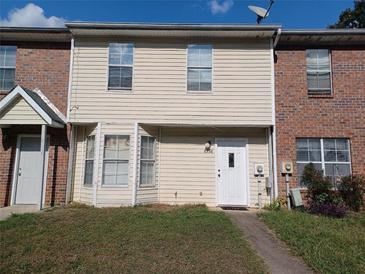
[0,0,355,29]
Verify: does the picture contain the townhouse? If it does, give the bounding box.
[66,23,280,207]
[0,28,71,208]
[0,24,363,209]
[275,30,365,196]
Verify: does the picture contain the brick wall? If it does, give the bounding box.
[0,41,70,207]
[275,47,365,197]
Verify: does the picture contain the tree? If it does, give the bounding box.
[329,0,365,28]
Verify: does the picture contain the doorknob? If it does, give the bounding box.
[18,168,22,176]
[217,169,221,177]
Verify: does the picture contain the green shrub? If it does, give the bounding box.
[339,175,365,212]
[302,163,346,217]
[265,197,287,210]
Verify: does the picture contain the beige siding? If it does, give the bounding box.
[0,97,46,125]
[70,38,273,126]
[158,127,270,207]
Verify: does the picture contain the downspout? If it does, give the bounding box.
[93,122,102,207]
[66,37,74,121]
[271,28,281,199]
[65,124,74,205]
[131,122,139,206]
[65,37,75,205]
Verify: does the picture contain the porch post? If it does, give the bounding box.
[132,122,139,206]
[39,124,47,210]
[92,122,102,207]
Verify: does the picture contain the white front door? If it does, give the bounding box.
[216,138,248,206]
[14,136,48,205]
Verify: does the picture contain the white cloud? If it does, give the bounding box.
[0,3,65,27]
[209,0,234,15]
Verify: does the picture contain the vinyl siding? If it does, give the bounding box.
[70,38,273,126]
[158,127,270,207]
[0,97,46,125]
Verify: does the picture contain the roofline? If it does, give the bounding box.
[65,22,281,31]
[0,27,69,33]
[282,29,365,36]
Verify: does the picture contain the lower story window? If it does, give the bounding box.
[84,135,95,185]
[140,136,156,186]
[102,135,129,185]
[296,138,351,187]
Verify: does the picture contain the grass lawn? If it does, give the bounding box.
[1,205,267,273]
[259,210,365,274]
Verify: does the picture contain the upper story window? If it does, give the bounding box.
[306,49,332,95]
[0,46,16,91]
[296,138,351,188]
[187,45,212,92]
[108,43,133,90]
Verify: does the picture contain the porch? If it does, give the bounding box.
[0,86,67,209]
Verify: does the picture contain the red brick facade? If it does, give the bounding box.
[0,42,70,207]
[275,47,365,196]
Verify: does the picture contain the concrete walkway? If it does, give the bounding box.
[225,210,314,274]
[0,205,39,221]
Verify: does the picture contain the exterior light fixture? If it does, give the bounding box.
[204,141,212,152]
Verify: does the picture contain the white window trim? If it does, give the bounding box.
[0,45,17,92]
[186,44,213,94]
[306,49,333,95]
[83,135,95,186]
[101,134,130,187]
[107,43,134,92]
[296,138,351,187]
[139,135,156,188]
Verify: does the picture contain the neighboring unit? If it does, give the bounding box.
[275,29,365,196]
[66,23,281,207]
[0,28,71,208]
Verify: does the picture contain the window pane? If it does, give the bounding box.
[335,139,349,151]
[141,136,155,160]
[84,160,94,185]
[337,150,349,162]
[324,150,336,162]
[307,73,318,90]
[317,72,331,90]
[199,69,212,91]
[86,136,95,159]
[108,67,132,89]
[117,137,129,159]
[188,45,212,67]
[0,68,15,90]
[109,43,133,65]
[140,161,155,185]
[297,150,309,162]
[0,46,16,67]
[296,139,308,150]
[309,151,321,162]
[309,139,320,150]
[324,139,335,150]
[325,163,351,178]
[187,68,200,91]
[116,161,128,185]
[104,161,117,174]
[104,136,118,158]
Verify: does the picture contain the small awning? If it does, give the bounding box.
[0,85,67,128]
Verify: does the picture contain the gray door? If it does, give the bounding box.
[15,136,48,205]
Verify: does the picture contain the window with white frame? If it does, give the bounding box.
[296,138,351,187]
[306,49,332,95]
[187,44,212,92]
[102,135,130,185]
[140,136,156,186]
[84,135,95,185]
[108,43,133,90]
[0,46,16,91]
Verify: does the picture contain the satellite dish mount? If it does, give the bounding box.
[248,0,275,24]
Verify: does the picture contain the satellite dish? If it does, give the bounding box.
[248,0,275,24]
[248,6,269,18]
